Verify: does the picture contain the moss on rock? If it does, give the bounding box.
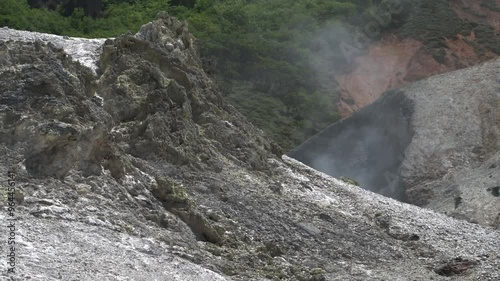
[152,176,193,209]
[340,176,359,186]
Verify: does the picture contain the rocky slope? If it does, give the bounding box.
[0,14,499,280]
[289,57,500,229]
[337,0,500,117]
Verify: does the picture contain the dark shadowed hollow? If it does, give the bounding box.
[288,89,415,202]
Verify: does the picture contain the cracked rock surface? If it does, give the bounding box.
[0,14,499,281]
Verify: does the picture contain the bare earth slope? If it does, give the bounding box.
[0,16,499,280]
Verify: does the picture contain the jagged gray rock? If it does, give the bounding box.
[0,14,499,281]
[0,26,105,73]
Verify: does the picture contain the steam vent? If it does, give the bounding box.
[288,89,414,202]
[289,59,500,228]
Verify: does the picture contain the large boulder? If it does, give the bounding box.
[289,58,500,228]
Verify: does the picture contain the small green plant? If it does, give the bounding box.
[340,176,359,186]
[310,267,327,275]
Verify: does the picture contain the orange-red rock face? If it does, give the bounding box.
[335,35,445,117]
[336,1,500,118]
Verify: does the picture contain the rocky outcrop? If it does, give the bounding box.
[1,14,499,280]
[289,57,500,229]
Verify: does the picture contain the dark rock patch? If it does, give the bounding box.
[454,196,462,209]
[434,257,478,276]
[288,89,414,202]
[487,186,500,197]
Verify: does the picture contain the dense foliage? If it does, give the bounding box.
[0,0,368,149]
[0,0,167,37]
[1,0,499,149]
[177,0,372,149]
[397,0,500,59]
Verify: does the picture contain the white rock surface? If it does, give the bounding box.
[0,27,106,73]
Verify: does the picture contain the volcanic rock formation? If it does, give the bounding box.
[289,57,500,229]
[0,14,499,280]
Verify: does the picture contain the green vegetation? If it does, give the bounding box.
[0,0,170,37]
[475,24,500,55]
[340,176,359,186]
[152,176,193,209]
[372,0,474,61]
[398,0,472,45]
[396,0,500,56]
[174,0,366,149]
[481,0,500,13]
[1,0,499,149]
[0,0,363,150]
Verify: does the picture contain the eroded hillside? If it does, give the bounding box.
[337,0,500,117]
[1,15,499,280]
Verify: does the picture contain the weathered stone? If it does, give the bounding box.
[0,16,499,281]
